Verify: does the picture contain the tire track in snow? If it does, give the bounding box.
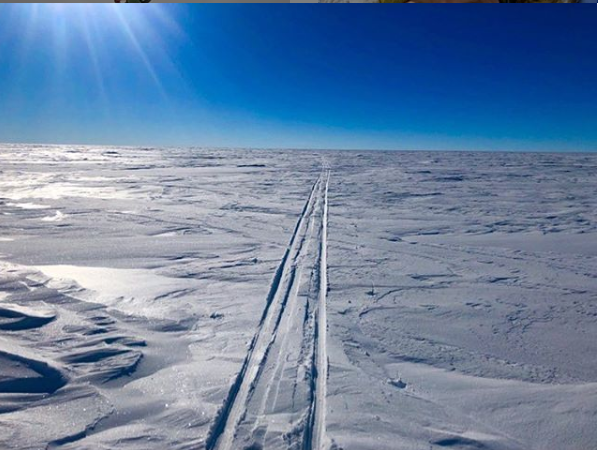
[207,172,330,450]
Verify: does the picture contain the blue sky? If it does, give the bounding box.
[0,5,595,152]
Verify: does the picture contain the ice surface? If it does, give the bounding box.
[0,144,595,449]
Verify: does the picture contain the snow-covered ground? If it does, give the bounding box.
[0,144,595,450]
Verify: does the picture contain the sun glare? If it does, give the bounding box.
[14,3,180,99]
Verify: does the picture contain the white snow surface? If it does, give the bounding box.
[0,144,595,450]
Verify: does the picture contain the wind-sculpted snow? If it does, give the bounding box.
[0,144,595,450]
[0,302,56,331]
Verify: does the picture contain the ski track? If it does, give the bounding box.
[311,170,329,450]
[208,170,330,450]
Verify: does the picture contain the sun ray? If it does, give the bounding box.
[8,4,181,105]
[79,9,109,115]
[111,6,167,99]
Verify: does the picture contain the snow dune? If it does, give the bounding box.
[0,144,595,450]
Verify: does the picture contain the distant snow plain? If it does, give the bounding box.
[0,144,595,450]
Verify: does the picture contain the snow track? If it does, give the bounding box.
[310,170,329,450]
[208,171,330,450]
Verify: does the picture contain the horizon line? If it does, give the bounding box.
[1,140,595,155]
